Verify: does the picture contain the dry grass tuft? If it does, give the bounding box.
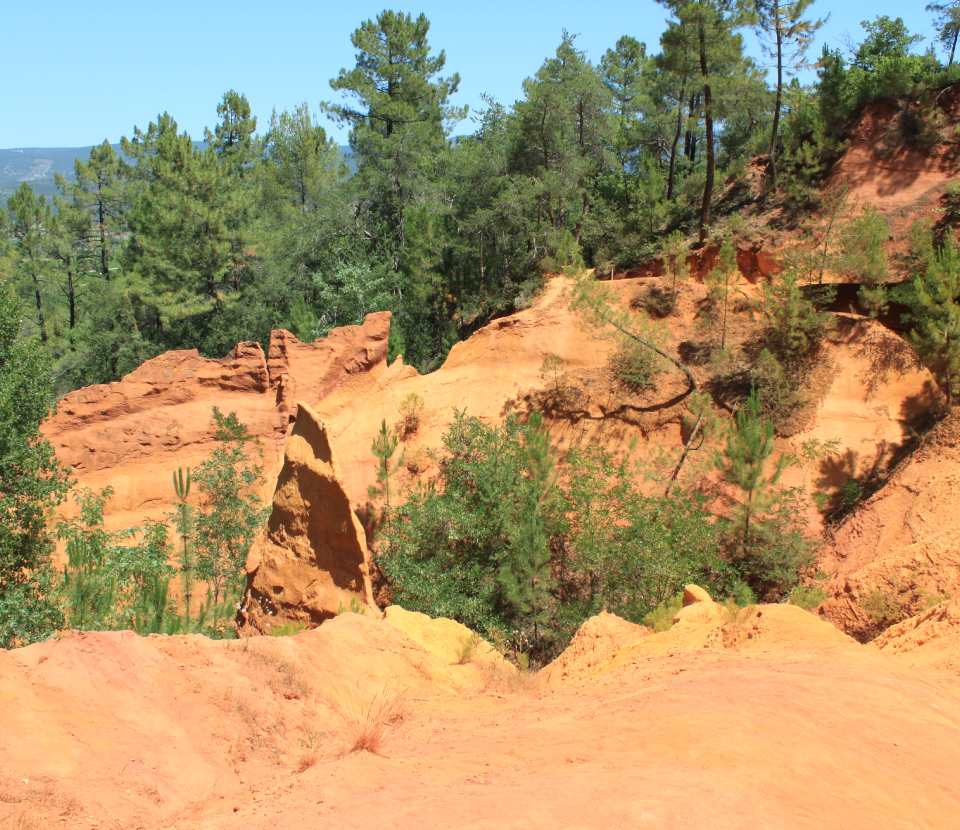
[456,632,481,665]
[340,687,406,755]
[296,751,319,773]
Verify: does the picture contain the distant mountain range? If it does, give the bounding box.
[0,145,118,199]
[0,144,355,201]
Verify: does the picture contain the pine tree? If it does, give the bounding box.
[122,113,241,325]
[262,104,343,214]
[762,268,829,367]
[72,140,126,281]
[51,175,96,330]
[656,18,698,200]
[513,33,612,254]
[704,238,739,350]
[928,2,960,66]
[839,207,890,317]
[656,1,750,242]
[498,414,557,652]
[907,233,960,408]
[753,0,825,195]
[369,419,401,511]
[7,183,51,342]
[0,282,70,647]
[326,10,464,266]
[600,35,650,174]
[206,90,258,173]
[715,390,802,597]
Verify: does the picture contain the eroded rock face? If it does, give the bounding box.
[818,409,960,640]
[239,403,375,633]
[42,315,392,536]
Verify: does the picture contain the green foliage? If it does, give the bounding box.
[762,268,830,368]
[643,593,684,632]
[369,419,402,511]
[610,340,660,391]
[379,406,789,665]
[568,448,733,622]
[715,390,812,599]
[703,238,740,350]
[379,413,567,661]
[788,584,827,611]
[905,232,960,406]
[839,207,890,317]
[58,488,175,632]
[192,409,268,605]
[750,347,800,426]
[0,283,70,647]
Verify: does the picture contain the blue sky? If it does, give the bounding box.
[2,1,939,148]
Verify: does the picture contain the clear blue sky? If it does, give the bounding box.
[2,0,938,149]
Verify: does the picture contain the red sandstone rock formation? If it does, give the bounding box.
[239,403,375,632]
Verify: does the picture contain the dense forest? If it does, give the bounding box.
[3,1,960,656]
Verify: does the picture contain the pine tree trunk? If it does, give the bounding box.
[666,76,687,201]
[97,183,109,279]
[767,22,784,197]
[952,27,959,67]
[31,270,47,342]
[684,93,699,162]
[67,265,77,329]
[698,20,715,245]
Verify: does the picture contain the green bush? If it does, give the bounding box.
[789,585,827,611]
[609,340,659,392]
[378,409,780,665]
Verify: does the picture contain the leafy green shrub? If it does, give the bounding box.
[789,585,827,611]
[58,488,176,633]
[0,284,71,647]
[379,412,564,664]
[609,340,659,392]
[839,208,890,317]
[863,587,907,631]
[379,411,757,665]
[906,233,960,407]
[750,348,800,428]
[541,228,585,275]
[192,409,268,607]
[643,594,684,632]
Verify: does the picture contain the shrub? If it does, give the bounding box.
[609,340,659,392]
[863,587,907,631]
[750,348,800,428]
[762,270,830,369]
[839,208,890,317]
[396,392,425,439]
[634,285,678,318]
[379,412,566,663]
[715,391,813,600]
[643,594,683,632]
[789,585,827,611]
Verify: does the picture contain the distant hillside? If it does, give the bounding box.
[0,145,114,200]
[0,144,355,201]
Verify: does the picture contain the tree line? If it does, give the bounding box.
[2,5,957,389]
